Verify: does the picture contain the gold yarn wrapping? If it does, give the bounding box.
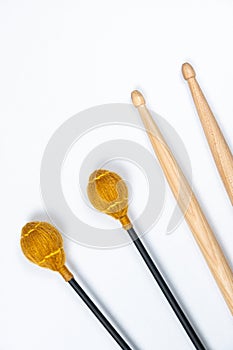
[87,169,132,229]
[21,221,73,281]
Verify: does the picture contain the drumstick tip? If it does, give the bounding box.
[131,90,146,107]
[182,63,196,80]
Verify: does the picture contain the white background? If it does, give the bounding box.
[1,0,233,349]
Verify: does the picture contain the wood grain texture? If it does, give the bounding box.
[182,63,233,205]
[131,90,233,315]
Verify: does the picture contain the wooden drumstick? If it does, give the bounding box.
[182,63,233,205]
[131,90,233,315]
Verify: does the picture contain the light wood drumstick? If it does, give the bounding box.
[131,90,233,315]
[182,63,233,205]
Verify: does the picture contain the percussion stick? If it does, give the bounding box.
[131,90,233,315]
[182,63,233,205]
[87,169,206,350]
[21,222,132,350]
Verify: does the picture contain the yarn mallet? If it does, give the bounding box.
[131,90,233,315]
[20,222,132,350]
[87,169,206,350]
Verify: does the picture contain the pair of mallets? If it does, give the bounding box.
[21,168,205,350]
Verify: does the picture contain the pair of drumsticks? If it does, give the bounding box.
[131,63,233,316]
[21,63,233,350]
